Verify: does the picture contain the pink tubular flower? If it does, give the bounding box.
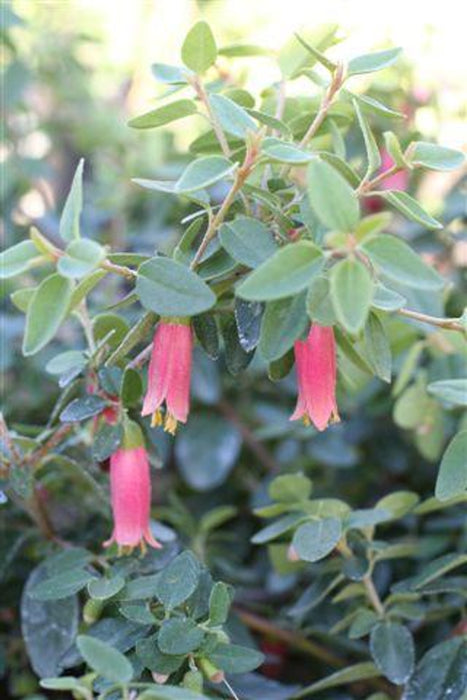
[104,420,161,553]
[379,149,409,192]
[141,319,192,435]
[290,325,339,431]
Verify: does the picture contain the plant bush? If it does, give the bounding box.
[1,13,466,700]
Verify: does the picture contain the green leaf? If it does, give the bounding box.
[30,569,95,601]
[21,562,79,678]
[377,191,442,230]
[40,678,85,692]
[262,137,314,164]
[176,155,236,192]
[408,141,465,171]
[59,158,84,242]
[306,276,336,325]
[88,575,125,600]
[307,159,360,232]
[428,379,467,407]
[46,350,86,375]
[175,413,241,490]
[363,313,391,382]
[136,636,185,675]
[10,287,36,312]
[237,241,324,301]
[121,367,143,407]
[383,131,408,168]
[93,312,130,350]
[199,506,237,534]
[292,518,342,562]
[372,283,406,311]
[234,298,262,352]
[92,421,123,462]
[220,217,278,268]
[151,63,189,84]
[0,240,42,278]
[252,512,307,544]
[259,292,308,361]
[347,47,402,76]
[155,551,201,610]
[269,473,312,503]
[77,634,133,683]
[370,622,415,685]
[207,643,264,674]
[136,257,216,316]
[353,98,381,178]
[361,234,444,289]
[23,274,74,356]
[193,313,220,360]
[375,491,419,519]
[60,395,107,422]
[353,93,404,119]
[208,582,232,625]
[209,93,257,138]
[128,99,197,129]
[57,238,105,278]
[158,617,205,655]
[404,637,467,700]
[293,32,337,72]
[139,687,209,700]
[247,109,291,137]
[435,431,467,501]
[218,43,271,57]
[330,258,373,334]
[181,21,217,74]
[295,662,380,696]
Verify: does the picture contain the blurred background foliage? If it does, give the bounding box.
[1,1,466,698]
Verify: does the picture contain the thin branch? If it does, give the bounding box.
[27,424,73,468]
[363,574,385,616]
[397,308,464,333]
[357,163,401,194]
[191,76,231,157]
[101,259,137,280]
[128,342,153,369]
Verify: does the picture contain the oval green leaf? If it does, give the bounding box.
[77,634,133,683]
[23,274,74,356]
[128,99,197,129]
[181,21,217,74]
[435,431,467,502]
[330,258,373,334]
[307,159,360,232]
[136,257,216,316]
[237,241,324,301]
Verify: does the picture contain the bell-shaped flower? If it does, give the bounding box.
[104,419,161,553]
[290,325,339,431]
[142,319,193,435]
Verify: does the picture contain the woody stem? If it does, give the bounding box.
[396,308,464,333]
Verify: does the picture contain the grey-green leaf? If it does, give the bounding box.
[370,622,415,684]
[363,313,391,382]
[128,99,197,129]
[330,258,373,334]
[262,137,314,164]
[136,257,216,316]
[353,98,381,178]
[435,431,467,502]
[209,93,257,138]
[57,239,105,278]
[408,141,465,171]
[259,292,308,361]
[176,155,236,193]
[0,240,42,278]
[155,551,201,610]
[158,617,205,655]
[207,643,264,674]
[220,217,278,268]
[292,518,342,562]
[403,637,467,700]
[237,241,324,301]
[307,159,360,232]
[378,190,442,230]
[23,274,74,355]
[59,158,84,242]
[77,634,133,683]
[427,379,467,407]
[181,21,217,74]
[361,234,444,289]
[347,47,402,76]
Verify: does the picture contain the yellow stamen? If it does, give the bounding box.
[302,414,311,427]
[164,413,178,435]
[330,410,341,426]
[151,409,164,428]
[139,539,147,557]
